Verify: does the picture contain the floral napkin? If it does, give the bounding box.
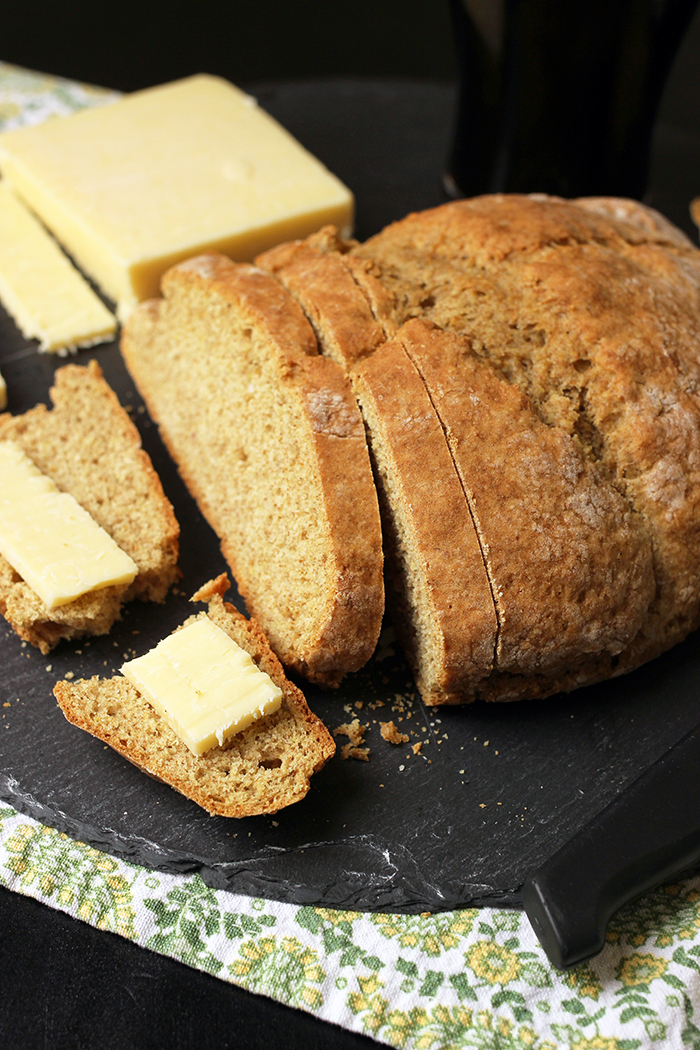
[2,804,700,1049]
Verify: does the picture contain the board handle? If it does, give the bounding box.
[522,723,700,969]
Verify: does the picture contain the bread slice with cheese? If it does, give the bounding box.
[53,575,336,818]
[0,360,180,653]
[120,253,384,687]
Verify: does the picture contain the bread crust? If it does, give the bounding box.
[353,195,700,686]
[0,361,180,652]
[53,575,335,818]
[354,335,497,703]
[121,255,384,687]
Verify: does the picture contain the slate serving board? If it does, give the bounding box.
[1,80,700,913]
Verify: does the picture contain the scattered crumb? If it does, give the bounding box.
[420,911,431,918]
[64,671,75,680]
[398,764,405,771]
[334,718,366,745]
[3,702,10,708]
[341,743,370,761]
[271,820,279,827]
[479,803,486,808]
[484,740,489,746]
[412,742,422,755]
[380,721,409,745]
[335,719,370,761]
[354,700,364,709]
[45,664,52,672]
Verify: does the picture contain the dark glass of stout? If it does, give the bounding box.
[446,0,699,199]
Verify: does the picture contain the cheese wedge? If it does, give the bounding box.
[0,74,355,319]
[0,440,138,607]
[0,182,116,351]
[121,615,283,755]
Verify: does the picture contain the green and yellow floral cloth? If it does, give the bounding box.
[3,803,700,1049]
[4,59,700,1049]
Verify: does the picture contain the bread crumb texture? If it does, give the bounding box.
[0,361,179,653]
[121,256,383,688]
[53,575,335,817]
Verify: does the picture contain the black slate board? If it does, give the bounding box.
[2,80,700,913]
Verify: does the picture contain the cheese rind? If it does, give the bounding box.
[0,440,138,607]
[121,615,284,755]
[0,75,355,317]
[0,182,116,351]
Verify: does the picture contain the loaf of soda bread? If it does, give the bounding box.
[121,254,384,688]
[350,194,700,683]
[53,575,335,817]
[0,361,180,653]
[252,194,700,703]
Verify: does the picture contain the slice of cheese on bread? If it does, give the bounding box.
[54,575,335,817]
[121,254,384,687]
[0,360,180,652]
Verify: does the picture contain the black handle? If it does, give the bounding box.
[522,723,700,970]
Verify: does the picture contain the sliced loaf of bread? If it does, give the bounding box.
[54,575,335,817]
[121,253,384,687]
[0,360,180,653]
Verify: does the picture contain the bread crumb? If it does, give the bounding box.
[333,718,366,745]
[412,742,422,755]
[341,743,370,761]
[380,720,409,745]
[64,670,75,680]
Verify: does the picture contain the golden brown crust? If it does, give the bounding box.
[256,241,387,370]
[401,319,655,696]
[354,336,497,704]
[0,361,180,652]
[353,195,700,684]
[53,578,335,818]
[121,254,384,687]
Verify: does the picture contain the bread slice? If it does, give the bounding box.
[120,253,384,687]
[400,319,656,700]
[0,360,180,653]
[53,575,335,817]
[256,230,388,373]
[353,333,497,704]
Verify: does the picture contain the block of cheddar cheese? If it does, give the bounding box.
[0,75,354,319]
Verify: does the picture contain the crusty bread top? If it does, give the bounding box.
[353,195,700,664]
[400,319,655,695]
[121,254,384,687]
[53,574,336,818]
[354,331,497,704]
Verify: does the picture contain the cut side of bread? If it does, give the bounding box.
[0,360,180,653]
[353,332,497,704]
[53,575,336,818]
[120,253,384,688]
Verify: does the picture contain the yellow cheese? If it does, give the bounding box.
[121,615,283,755]
[0,368,6,410]
[0,74,355,319]
[0,440,138,607]
[0,182,116,351]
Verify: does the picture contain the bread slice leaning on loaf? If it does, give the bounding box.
[53,575,336,818]
[0,360,180,653]
[120,253,384,687]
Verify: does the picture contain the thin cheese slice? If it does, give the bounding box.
[0,440,138,607]
[0,74,355,319]
[0,182,116,351]
[121,616,283,755]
